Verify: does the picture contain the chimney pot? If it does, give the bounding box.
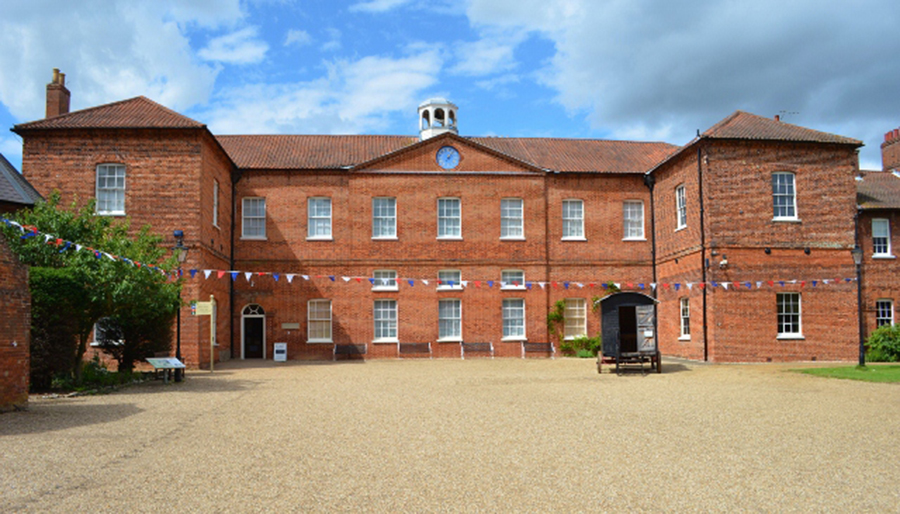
[894,129,900,140]
[45,68,71,118]
[887,132,893,142]
[774,114,780,122]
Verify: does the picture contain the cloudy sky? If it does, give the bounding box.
[1,0,897,170]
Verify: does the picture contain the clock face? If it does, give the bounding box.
[436,146,460,170]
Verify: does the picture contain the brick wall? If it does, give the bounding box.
[0,233,29,411]
[858,210,900,339]
[20,128,235,368]
[883,129,900,171]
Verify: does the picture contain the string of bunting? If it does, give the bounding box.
[3,218,858,290]
[182,269,857,292]
[1,217,172,277]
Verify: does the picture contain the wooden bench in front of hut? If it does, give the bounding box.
[522,342,555,359]
[333,344,367,361]
[461,342,493,359]
[398,342,432,358]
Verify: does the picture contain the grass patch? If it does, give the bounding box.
[797,365,900,383]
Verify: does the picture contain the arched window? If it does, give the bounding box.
[448,110,456,127]
[421,110,430,130]
[243,304,265,316]
[434,108,445,127]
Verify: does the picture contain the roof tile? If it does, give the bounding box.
[858,170,900,210]
[0,153,42,206]
[13,96,204,131]
[703,111,862,145]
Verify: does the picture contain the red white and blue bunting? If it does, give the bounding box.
[3,218,858,291]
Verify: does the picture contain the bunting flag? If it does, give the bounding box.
[230,272,239,281]
[204,270,213,279]
[273,273,280,282]
[673,284,680,291]
[287,274,295,283]
[408,280,414,287]
[190,269,198,279]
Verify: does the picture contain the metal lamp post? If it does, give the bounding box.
[851,244,865,367]
[173,230,189,382]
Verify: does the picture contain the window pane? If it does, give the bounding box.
[373,198,397,237]
[501,198,523,238]
[624,201,644,239]
[308,300,332,341]
[373,270,397,288]
[439,299,461,339]
[501,270,524,287]
[243,198,266,238]
[374,300,397,339]
[438,270,461,287]
[438,198,461,237]
[96,164,126,214]
[777,293,801,335]
[876,300,893,327]
[680,298,690,336]
[564,299,586,338]
[562,200,584,238]
[503,299,525,337]
[773,173,796,218]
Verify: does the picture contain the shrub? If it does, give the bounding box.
[561,335,602,357]
[866,325,900,362]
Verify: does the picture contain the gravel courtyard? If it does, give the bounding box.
[2,358,899,513]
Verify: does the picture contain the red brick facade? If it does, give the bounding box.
[14,89,891,365]
[0,233,30,411]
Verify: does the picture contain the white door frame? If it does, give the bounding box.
[241,305,266,360]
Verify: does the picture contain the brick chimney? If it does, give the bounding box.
[46,68,70,118]
[882,127,900,171]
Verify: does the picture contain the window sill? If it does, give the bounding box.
[306,236,333,241]
[561,237,587,242]
[437,236,463,241]
[563,335,586,341]
[372,287,399,292]
[623,237,647,242]
[373,338,399,344]
[213,224,220,231]
[372,236,398,241]
[501,287,526,291]
[240,236,267,241]
[307,339,333,344]
[437,337,462,343]
[96,212,126,217]
[90,341,123,347]
[772,217,801,223]
[500,236,526,241]
[776,334,805,340]
[437,287,464,292]
[678,335,691,341]
[872,254,896,260]
[675,226,687,232]
[502,336,527,342]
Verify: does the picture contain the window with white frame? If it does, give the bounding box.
[623,201,645,240]
[242,197,266,239]
[308,197,332,239]
[503,298,526,339]
[438,299,462,341]
[307,299,332,342]
[373,197,396,238]
[501,198,524,239]
[501,270,525,290]
[91,317,122,346]
[680,298,690,338]
[438,198,461,238]
[876,299,894,327]
[675,185,686,229]
[438,269,462,290]
[372,269,398,291]
[772,172,797,220]
[374,300,397,341]
[777,293,802,337]
[213,179,219,228]
[564,299,587,339]
[873,219,891,256]
[96,164,126,215]
[562,199,584,239]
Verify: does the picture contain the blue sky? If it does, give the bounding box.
[2,0,898,170]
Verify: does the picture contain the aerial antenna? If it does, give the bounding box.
[777,110,799,122]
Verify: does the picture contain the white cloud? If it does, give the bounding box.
[0,135,23,169]
[0,0,243,121]
[320,28,342,52]
[199,27,269,65]
[450,37,519,76]
[199,49,444,135]
[349,0,413,13]
[284,29,312,47]
[465,0,900,163]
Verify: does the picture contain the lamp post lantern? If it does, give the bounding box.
[851,244,865,367]
[173,230,189,382]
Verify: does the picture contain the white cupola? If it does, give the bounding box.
[418,98,458,140]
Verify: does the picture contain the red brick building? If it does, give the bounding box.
[11,74,892,365]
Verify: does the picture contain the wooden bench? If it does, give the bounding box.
[333,344,367,360]
[461,342,493,359]
[399,342,432,358]
[522,342,555,359]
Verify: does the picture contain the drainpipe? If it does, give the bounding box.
[697,141,709,362]
[544,171,553,346]
[644,173,658,354]
[229,165,240,358]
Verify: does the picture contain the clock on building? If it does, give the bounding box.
[436,146,460,169]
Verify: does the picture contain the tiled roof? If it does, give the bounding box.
[857,170,900,210]
[703,111,862,146]
[13,96,205,131]
[217,134,678,173]
[0,153,42,206]
[217,135,419,170]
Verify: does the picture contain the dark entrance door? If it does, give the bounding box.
[244,317,264,358]
[618,306,637,353]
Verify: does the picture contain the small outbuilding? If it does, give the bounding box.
[596,292,660,373]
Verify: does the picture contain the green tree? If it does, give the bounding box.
[2,193,181,384]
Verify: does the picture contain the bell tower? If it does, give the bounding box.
[418,98,458,140]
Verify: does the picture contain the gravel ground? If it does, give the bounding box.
[1,358,899,513]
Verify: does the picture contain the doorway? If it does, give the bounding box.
[242,304,265,359]
[618,306,637,353]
